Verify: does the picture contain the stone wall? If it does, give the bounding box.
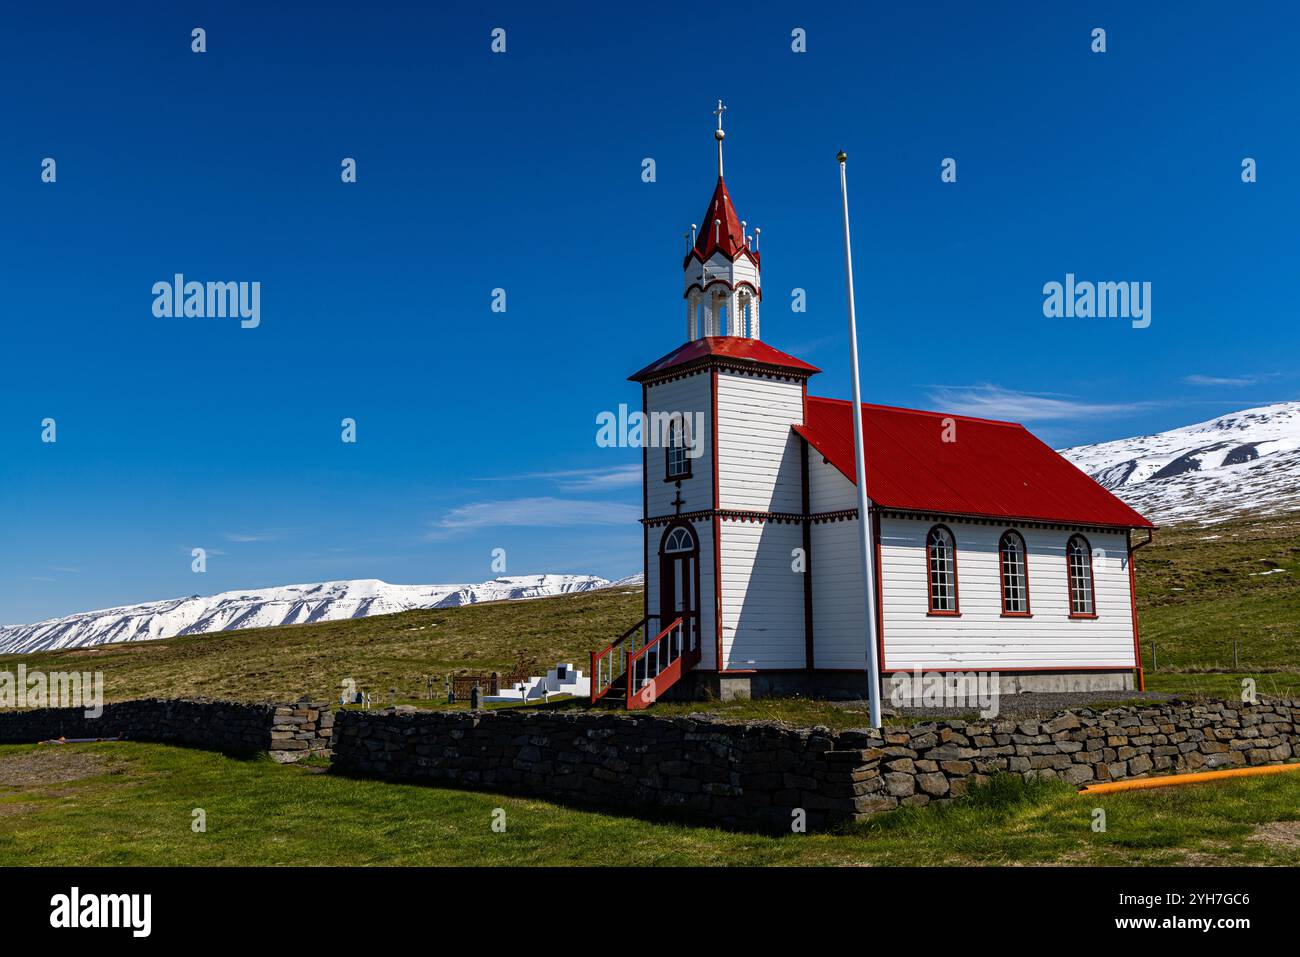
[863,698,1297,807]
[332,708,881,830]
[1,695,1295,831]
[0,697,332,763]
[332,699,1299,831]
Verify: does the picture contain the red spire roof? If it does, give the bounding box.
[794,397,1154,529]
[630,337,820,383]
[692,177,748,262]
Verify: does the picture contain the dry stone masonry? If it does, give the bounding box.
[0,697,332,763]
[0,695,1294,830]
[331,698,1299,830]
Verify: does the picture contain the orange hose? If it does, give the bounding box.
[1079,762,1300,795]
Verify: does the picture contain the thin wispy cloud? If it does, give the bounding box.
[925,384,1156,422]
[480,465,642,492]
[432,497,640,533]
[1183,373,1269,387]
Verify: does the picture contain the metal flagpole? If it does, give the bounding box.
[836,151,883,729]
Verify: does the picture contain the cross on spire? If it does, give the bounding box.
[713,100,727,177]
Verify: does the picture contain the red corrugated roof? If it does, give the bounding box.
[692,177,747,261]
[796,396,1153,529]
[630,336,820,382]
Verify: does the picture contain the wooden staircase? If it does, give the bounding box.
[590,615,699,709]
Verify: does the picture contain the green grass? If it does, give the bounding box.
[1,741,1297,866]
[1137,512,1300,676]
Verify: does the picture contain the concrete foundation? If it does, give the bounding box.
[667,669,1136,703]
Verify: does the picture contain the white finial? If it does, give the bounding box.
[690,223,697,246]
[754,226,760,251]
[713,100,727,177]
[714,218,721,243]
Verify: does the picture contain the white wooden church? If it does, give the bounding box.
[590,113,1154,708]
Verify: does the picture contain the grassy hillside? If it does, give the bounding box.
[1,510,1297,705]
[2,587,642,704]
[1137,511,1300,674]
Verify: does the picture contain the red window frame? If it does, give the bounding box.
[664,416,692,482]
[925,524,960,616]
[998,530,1033,617]
[1066,534,1098,619]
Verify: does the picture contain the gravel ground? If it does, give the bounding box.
[832,689,1178,722]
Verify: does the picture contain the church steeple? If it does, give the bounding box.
[682,101,761,341]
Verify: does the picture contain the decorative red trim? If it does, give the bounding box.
[872,511,886,682]
[801,437,814,671]
[642,383,649,627]
[873,507,1145,535]
[1066,533,1097,618]
[657,521,703,664]
[924,523,960,615]
[1128,528,1152,690]
[997,529,1033,617]
[683,278,761,301]
[642,507,858,528]
[711,368,723,673]
[682,245,760,271]
[883,665,1134,674]
[636,360,815,389]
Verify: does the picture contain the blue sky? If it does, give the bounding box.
[2,1,1298,623]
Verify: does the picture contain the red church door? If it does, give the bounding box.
[659,525,698,663]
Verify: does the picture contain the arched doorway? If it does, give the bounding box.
[658,523,699,658]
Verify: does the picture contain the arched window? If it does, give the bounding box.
[665,415,691,480]
[1066,534,1096,617]
[926,525,959,614]
[663,526,695,554]
[999,531,1031,616]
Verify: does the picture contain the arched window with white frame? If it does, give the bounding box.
[1066,534,1096,617]
[999,530,1031,616]
[926,524,959,615]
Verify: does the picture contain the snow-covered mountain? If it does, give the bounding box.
[1060,401,1300,525]
[0,574,614,655]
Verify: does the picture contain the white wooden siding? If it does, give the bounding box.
[810,518,871,668]
[715,371,804,512]
[807,452,858,512]
[878,518,1136,670]
[644,372,712,519]
[719,519,806,669]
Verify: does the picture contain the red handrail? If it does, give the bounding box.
[590,616,656,703]
[625,616,684,709]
